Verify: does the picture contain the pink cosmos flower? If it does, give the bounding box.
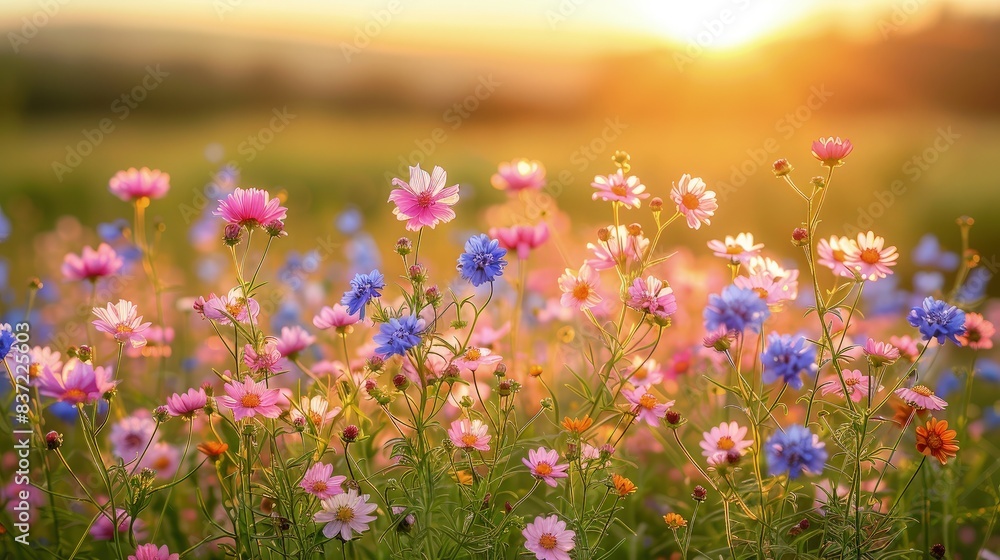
[244,341,282,375]
[127,326,174,358]
[626,276,678,320]
[489,223,550,260]
[109,167,170,202]
[110,413,158,460]
[558,264,602,310]
[29,346,63,377]
[299,462,347,499]
[811,137,854,167]
[703,325,735,351]
[91,508,145,541]
[626,357,665,388]
[36,360,116,405]
[843,231,898,281]
[453,347,502,372]
[139,443,180,479]
[312,304,359,332]
[699,421,753,464]
[402,351,451,385]
[707,233,764,263]
[218,376,282,420]
[586,225,649,270]
[128,544,178,560]
[203,288,261,325]
[622,387,674,426]
[92,299,152,348]
[214,187,288,229]
[820,369,881,403]
[734,272,785,307]
[522,447,569,487]
[591,169,648,208]
[957,312,995,350]
[889,335,921,360]
[863,338,900,366]
[746,256,799,302]
[470,321,510,348]
[62,243,123,282]
[523,515,576,560]
[166,388,208,419]
[387,164,460,231]
[670,174,717,229]
[448,418,491,452]
[895,385,947,410]
[275,326,315,359]
[491,158,546,192]
[313,490,378,540]
[816,236,859,277]
[290,395,340,428]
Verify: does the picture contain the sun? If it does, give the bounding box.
[640,1,816,50]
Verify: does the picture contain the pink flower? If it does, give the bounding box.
[491,159,546,192]
[109,167,170,202]
[957,312,995,350]
[523,515,576,560]
[591,169,648,208]
[703,325,735,352]
[889,335,921,361]
[244,341,282,375]
[453,347,502,372]
[558,264,602,310]
[110,413,158,460]
[895,385,947,411]
[166,388,208,419]
[92,299,152,348]
[699,421,753,464]
[299,462,346,499]
[820,369,881,403]
[128,544,178,560]
[218,376,282,420]
[626,357,665,388]
[290,395,340,428]
[312,304,359,332]
[36,360,116,405]
[139,443,180,479]
[387,164,460,231]
[470,321,510,348]
[707,233,763,263]
[811,136,853,167]
[586,225,649,270]
[489,223,549,260]
[670,174,717,229]
[626,276,677,319]
[91,508,145,541]
[275,326,315,359]
[734,273,785,307]
[313,490,378,540]
[402,351,451,385]
[62,243,123,282]
[448,418,491,451]
[863,338,900,366]
[214,187,288,229]
[622,387,674,426]
[522,447,569,487]
[203,288,261,325]
[816,236,858,277]
[843,231,898,281]
[746,256,799,302]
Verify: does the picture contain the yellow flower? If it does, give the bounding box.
[663,513,687,529]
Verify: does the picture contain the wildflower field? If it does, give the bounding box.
[1,134,999,560]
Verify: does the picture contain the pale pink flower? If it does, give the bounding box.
[626,357,665,388]
[491,158,546,192]
[62,243,123,282]
[863,338,900,366]
[957,312,995,350]
[746,256,799,302]
[707,233,763,263]
[244,341,282,374]
[703,325,735,351]
[817,236,859,277]
[313,304,360,332]
[489,223,549,260]
[811,136,853,167]
[110,413,158,460]
[109,167,170,202]
[889,335,922,360]
[622,387,674,426]
[558,264,602,310]
[844,231,898,281]
[699,421,753,464]
[523,515,575,560]
[166,388,208,419]
[820,369,881,403]
[214,187,288,229]
[202,288,261,325]
[522,447,569,487]
[275,326,315,359]
[402,351,452,385]
[299,462,346,499]
[91,508,145,541]
[895,385,947,410]
[591,169,648,208]
[626,276,677,319]
[586,225,649,270]
[218,376,282,420]
[36,359,116,405]
[128,544,178,560]
[453,347,502,372]
[290,395,340,428]
[140,443,180,479]
[670,174,716,229]
[313,490,377,540]
[29,346,63,376]
[92,299,152,348]
[387,164,460,231]
[470,321,510,348]
[448,418,491,452]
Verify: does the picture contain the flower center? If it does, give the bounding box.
[681,193,701,210]
[415,191,434,208]
[225,302,244,317]
[611,184,627,197]
[534,462,554,476]
[465,348,482,361]
[638,393,657,409]
[461,434,479,447]
[717,436,735,451]
[115,324,134,336]
[64,388,88,402]
[633,367,647,380]
[753,288,769,300]
[153,456,171,470]
[309,412,324,425]
[311,481,328,494]
[831,249,846,262]
[926,433,943,450]
[845,377,861,386]
[241,393,262,408]
[125,434,143,447]
[572,283,591,301]
[912,385,933,397]
[539,533,558,549]
[966,329,981,342]
[860,248,881,264]
[725,244,744,255]
[336,506,355,522]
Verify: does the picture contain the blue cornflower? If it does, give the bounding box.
[766,425,827,479]
[0,324,14,359]
[373,315,424,357]
[761,333,817,390]
[457,234,508,287]
[703,285,770,333]
[907,296,966,345]
[341,269,385,320]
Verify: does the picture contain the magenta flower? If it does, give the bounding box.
[591,169,648,208]
[491,158,546,192]
[299,462,346,499]
[214,187,288,229]
[203,288,261,325]
[622,387,674,426]
[522,447,569,487]
[110,413,158,460]
[489,223,549,260]
[811,136,853,167]
[109,167,170,202]
[523,515,575,560]
[243,341,282,375]
[558,264,602,310]
[863,338,900,366]
[626,276,677,320]
[895,385,947,411]
[453,347,502,372]
[312,304,359,332]
[699,421,753,465]
[218,376,282,420]
[166,388,208,419]
[91,508,145,541]
[387,164,460,231]
[36,360,116,405]
[707,233,764,263]
[820,369,881,403]
[670,174,717,230]
[92,299,152,348]
[128,544,178,560]
[275,326,315,359]
[843,231,898,281]
[313,490,378,541]
[448,418,491,452]
[62,243,123,282]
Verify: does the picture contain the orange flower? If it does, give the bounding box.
[915,418,959,465]
[611,474,637,497]
[663,512,687,529]
[528,365,544,378]
[561,415,593,434]
[197,441,229,459]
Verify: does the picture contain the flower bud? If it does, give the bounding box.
[626,223,642,237]
[493,363,507,377]
[597,227,611,242]
[76,345,93,363]
[152,405,171,423]
[528,365,543,378]
[364,379,377,394]
[665,410,682,427]
[292,416,306,432]
[691,485,707,502]
[366,355,385,373]
[810,176,826,190]
[45,431,63,451]
[408,264,427,283]
[772,158,792,177]
[930,544,946,560]
[425,285,443,307]
[224,223,243,246]
[540,398,553,410]
[342,425,360,442]
[29,277,44,290]
[459,395,474,409]
[443,364,460,379]
[792,227,809,247]
[395,237,413,256]
[264,220,286,238]
[599,444,615,459]
[201,381,215,397]
[612,150,631,172]
[497,380,512,396]
[649,197,663,212]
[392,374,408,390]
